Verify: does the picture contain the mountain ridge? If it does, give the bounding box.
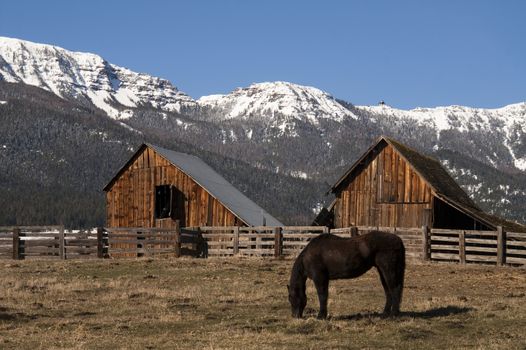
[1,36,525,226]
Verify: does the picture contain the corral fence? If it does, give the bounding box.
[0,226,106,260]
[104,225,204,258]
[426,227,526,266]
[195,226,328,257]
[1,225,525,266]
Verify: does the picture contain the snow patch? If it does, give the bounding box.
[312,202,325,214]
[514,157,526,171]
[290,170,309,179]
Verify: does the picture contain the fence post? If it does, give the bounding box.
[59,226,65,260]
[174,220,181,257]
[274,227,283,258]
[97,227,105,258]
[422,225,430,261]
[497,226,506,266]
[350,226,358,237]
[459,230,466,264]
[233,226,240,255]
[322,226,329,234]
[12,228,22,260]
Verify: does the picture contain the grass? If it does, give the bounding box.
[0,257,525,349]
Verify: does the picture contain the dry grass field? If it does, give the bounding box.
[0,257,525,349]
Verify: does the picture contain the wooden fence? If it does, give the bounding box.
[198,226,328,257]
[105,225,204,258]
[197,226,423,259]
[426,227,526,266]
[0,226,107,260]
[1,225,525,266]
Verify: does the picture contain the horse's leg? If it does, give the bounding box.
[390,283,403,316]
[313,273,329,319]
[377,268,393,315]
[376,252,405,316]
[390,258,404,316]
[376,252,404,316]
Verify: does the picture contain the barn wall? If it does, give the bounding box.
[106,147,241,228]
[334,144,433,228]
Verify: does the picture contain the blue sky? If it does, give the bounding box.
[1,0,525,109]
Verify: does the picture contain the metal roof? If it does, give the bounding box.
[145,144,283,227]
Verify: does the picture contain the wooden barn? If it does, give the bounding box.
[321,136,525,231]
[104,144,283,228]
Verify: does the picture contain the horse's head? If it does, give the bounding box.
[287,284,306,318]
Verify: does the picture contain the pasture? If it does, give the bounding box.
[0,258,525,349]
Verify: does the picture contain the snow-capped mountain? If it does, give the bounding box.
[198,81,357,124]
[1,36,526,225]
[0,36,196,119]
[357,103,526,171]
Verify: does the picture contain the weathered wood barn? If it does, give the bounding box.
[104,144,283,228]
[322,136,525,231]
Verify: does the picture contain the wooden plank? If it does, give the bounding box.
[507,240,526,248]
[465,255,497,263]
[430,236,460,243]
[430,244,459,251]
[64,247,98,254]
[506,256,526,265]
[459,230,466,264]
[0,226,63,231]
[465,246,498,253]
[282,233,320,239]
[59,226,65,260]
[431,252,460,261]
[507,232,526,239]
[22,239,61,247]
[422,225,430,261]
[497,226,506,266]
[22,247,60,254]
[465,237,497,245]
[174,220,181,257]
[64,238,97,246]
[13,228,21,260]
[282,226,326,231]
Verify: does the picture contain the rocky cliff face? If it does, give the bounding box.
[0,36,196,119]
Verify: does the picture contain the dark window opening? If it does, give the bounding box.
[432,197,491,230]
[155,185,174,219]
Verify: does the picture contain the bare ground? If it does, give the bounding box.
[0,257,525,349]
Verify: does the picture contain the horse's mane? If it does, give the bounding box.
[289,253,306,287]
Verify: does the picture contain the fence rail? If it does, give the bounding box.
[0,226,107,260]
[1,225,525,266]
[428,227,526,266]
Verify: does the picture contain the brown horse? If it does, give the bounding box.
[288,231,405,319]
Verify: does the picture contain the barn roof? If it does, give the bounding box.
[104,144,283,227]
[331,136,526,232]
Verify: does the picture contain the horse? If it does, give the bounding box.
[287,231,405,319]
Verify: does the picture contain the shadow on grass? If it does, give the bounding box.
[332,306,473,321]
[0,306,34,322]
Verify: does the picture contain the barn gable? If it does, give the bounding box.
[104,144,283,227]
[329,136,526,232]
